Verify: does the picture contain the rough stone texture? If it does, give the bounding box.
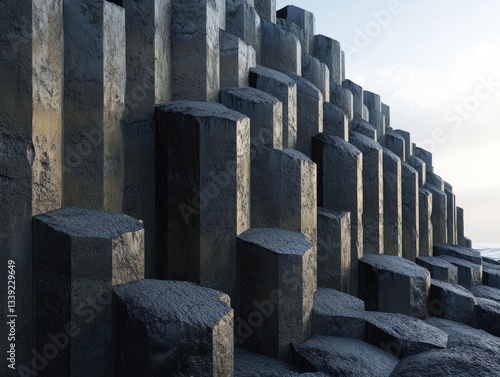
[123,0,171,278]
[323,102,348,141]
[249,65,297,149]
[362,105,370,122]
[433,244,482,265]
[261,21,301,74]
[317,209,351,292]
[234,349,305,377]
[437,256,482,288]
[220,31,257,88]
[0,0,63,364]
[313,35,342,85]
[364,311,448,358]
[464,237,472,248]
[427,171,444,190]
[312,288,365,339]
[457,207,465,246]
[312,134,363,296]
[285,72,323,158]
[417,256,458,283]
[469,285,500,304]
[394,129,412,160]
[301,53,330,102]
[388,346,500,377]
[428,279,477,326]
[384,130,405,161]
[425,183,448,245]
[401,162,419,261]
[276,18,308,56]
[342,80,363,119]
[155,102,250,299]
[413,146,433,173]
[254,0,276,23]
[350,119,377,140]
[483,266,500,289]
[171,0,222,101]
[237,228,315,361]
[350,132,384,255]
[418,188,433,257]
[382,149,402,257]
[359,254,430,319]
[368,110,386,143]
[33,207,144,377]
[445,183,458,245]
[381,102,391,129]
[63,1,125,211]
[408,156,426,187]
[293,336,398,377]
[114,280,233,377]
[226,0,261,61]
[363,90,381,112]
[277,6,315,54]
[330,81,353,121]
[475,298,500,337]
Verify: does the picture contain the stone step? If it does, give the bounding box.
[261,21,301,74]
[483,266,500,289]
[428,279,477,326]
[351,119,377,140]
[433,244,482,265]
[417,256,458,283]
[475,298,500,337]
[436,255,482,288]
[469,285,500,304]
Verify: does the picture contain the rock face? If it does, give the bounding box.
[475,298,500,336]
[469,284,500,303]
[433,244,482,265]
[235,348,305,377]
[428,279,477,326]
[114,280,234,377]
[417,256,458,283]
[293,336,399,377]
[437,255,482,288]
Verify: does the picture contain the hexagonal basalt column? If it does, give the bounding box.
[384,130,405,161]
[382,149,402,257]
[33,207,144,377]
[301,53,330,102]
[401,162,419,261]
[457,207,466,246]
[330,82,353,121]
[255,0,276,23]
[419,187,433,257]
[261,21,301,74]
[395,129,413,160]
[277,5,315,54]
[323,102,348,141]
[237,228,315,361]
[414,146,433,173]
[342,79,363,120]
[155,101,250,299]
[445,182,457,245]
[350,118,377,141]
[381,103,391,129]
[114,280,233,377]
[220,31,257,88]
[226,0,261,61]
[425,183,448,245]
[313,35,342,85]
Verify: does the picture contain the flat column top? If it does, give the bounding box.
[239,228,312,255]
[157,101,247,122]
[361,254,429,278]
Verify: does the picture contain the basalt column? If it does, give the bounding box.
[382,149,402,257]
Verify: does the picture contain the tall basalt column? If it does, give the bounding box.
[249,66,297,149]
[381,102,391,129]
[445,182,457,245]
[285,72,323,158]
[330,82,354,121]
[350,132,384,255]
[254,0,276,23]
[122,0,171,278]
[419,187,433,257]
[408,155,426,187]
[342,80,363,120]
[457,207,465,246]
[312,134,363,296]
[0,0,63,365]
[414,146,433,173]
[171,0,223,101]
[425,183,448,245]
[384,130,405,161]
[323,102,348,141]
[220,31,257,88]
[277,5,315,54]
[226,0,261,61]
[401,162,419,261]
[369,111,386,143]
[313,34,343,85]
[363,91,381,112]
[395,129,412,161]
[261,21,301,74]
[302,53,330,102]
[63,0,125,211]
[155,102,250,299]
[382,149,402,257]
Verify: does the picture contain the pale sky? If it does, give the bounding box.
[276,0,500,244]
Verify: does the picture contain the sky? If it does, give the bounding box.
[276,0,500,244]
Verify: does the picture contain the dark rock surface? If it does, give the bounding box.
[437,255,482,288]
[428,279,477,325]
[475,298,500,337]
[433,244,482,265]
[469,284,500,303]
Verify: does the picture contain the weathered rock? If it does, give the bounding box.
[368,110,386,143]
[401,162,419,261]
[313,34,342,85]
[155,101,250,299]
[220,31,257,88]
[464,237,472,248]
[293,336,398,377]
[413,146,433,173]
[425,184,448,244]
[350,119,377,140]
[389,346,500,377]
[277,6,315,54]
[428,279,477,326]
[114,280,233,377]
[457,207,466,246]
[317,209,350,291]
[284,72,323,158]
[301,53,330,102]
[226,0,261,60]
[382,149,402,257]
[469,285,500,304]
[312,288,365,339]
[237,228,315,361]
[407,156,426,187]
[474,298,500,337]
[381,103,391,129]
[235,348,305,377]
[383,130,405,161]
[363,90,381,112]
[364,311,448,358]
[445,183,458,245]
[276,18,309,56]
[394,129,412,160]
[261,21,301,74]
[483,267,500,289]
[417,256,458,283]
[33,207,144,377]
[330,81,353,121]
[427,171,444,190]
[254,0,276,23]
[342,79,363,119]
[362,104,370,122]
[433,244,482,265]
[437,255,482,288]
[418,188,433,257]
[249,65,297,149]
[323,102,348,141]
[359,254,430,318]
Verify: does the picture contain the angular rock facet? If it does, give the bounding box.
[428,279,477,326]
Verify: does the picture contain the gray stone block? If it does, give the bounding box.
[171,0,221,101]
[414,146,433,173]
[427,171,444,190]
[362,104,370,122]
[363,90,381,112]
[323,102,348,141]
[350,132,383,255]
[433,244,482,264]
[261,21,301,74]
[226,0,261,61]
[381,102,390,129]
[249,65,297,149]
[483,267,500,289]
[417,256,458,283]
[469,285,500,304]
[312,288,365,339]
[293,336,398,377]
[301,53,330,102]
[425,183,448,245]
[401,162,419,261]
[445,183,457,245]
[313,35,342,85]
[437,255,482,288]
[276,18,308,56]
[384,130,405,161]
[155,101,250,299]
[312,134,363,295]
[350,119,377,140]
[114,280,233,377]
[277,6,315,54]
[330,81,353,121]
[408,156,426,187]
[0,0,63,362]
[220,31,257,88]
[123,0,171,278]
[359,254,430,318]
[235,348,305,377]
[382,149,402,257]
[419,187,433,257]
[237,228,315,361]
[63,0,125,211]
[285,72,323,158]
[457,207,465,246]
[342,79,363,119]
[33,207,144,377]
[394,129,412,160]
[368,110,386,143]
[464,237,472,248]
[428,279,477,326]
[475,298,500,337]
[364,312,448,358]
[254,0,276,23]
[317,209,351,291]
